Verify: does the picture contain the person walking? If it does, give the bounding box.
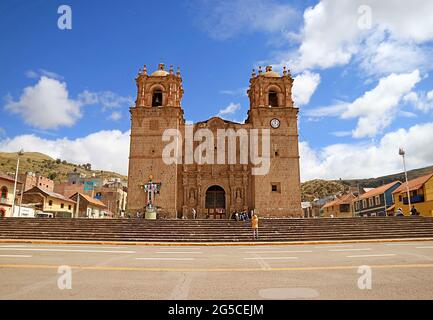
[192,208,197,219]
[396,208,404,216]
[252,214,259,240]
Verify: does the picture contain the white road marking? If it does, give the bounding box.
[136,257,195,261]
[330,248,372,252]
[415,246,433,249]
[0,248,135,254]
[315,245,353,249]
[155,252,203,254]
[244,257,299,260]
[346,254,396,258]
[246,251,312,254]
[0,255,32,258]
[385,243,424,246]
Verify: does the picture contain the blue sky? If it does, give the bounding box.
[1,0,433,181]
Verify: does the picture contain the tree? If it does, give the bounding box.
[56,158,61,164]
[49,172,57,180]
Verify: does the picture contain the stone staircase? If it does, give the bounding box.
[1,216,433,242]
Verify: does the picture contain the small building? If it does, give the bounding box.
[0,172,22,217]
[18,172,54,192]
[54,182,88,198]
[354,181,402,217]
[22,186,76,218]
[321,193,356,218]
[94,185,127,218]
[392,173,433,216]
[70,193,108,218]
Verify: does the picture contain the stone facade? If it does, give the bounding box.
[127,64,302,218]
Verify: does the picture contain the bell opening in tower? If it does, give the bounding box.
[152,90,163,107]
[269,91,278,107]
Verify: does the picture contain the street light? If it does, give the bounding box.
[399,148,411,212]
[11,149,24,217]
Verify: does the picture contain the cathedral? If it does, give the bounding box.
[127,63,302,218]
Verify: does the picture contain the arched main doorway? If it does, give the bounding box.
[205,185,226,219]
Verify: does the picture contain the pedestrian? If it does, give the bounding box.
[396,208,404,216]
[252,214,259,240]
[192,208,197,219]
[410,206,419,216]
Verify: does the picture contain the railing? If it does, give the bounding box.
[403,195,424,204]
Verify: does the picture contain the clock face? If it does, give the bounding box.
[270,118,280,129]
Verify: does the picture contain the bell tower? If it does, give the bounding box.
[247,65,302,217]
[127,63,184,217]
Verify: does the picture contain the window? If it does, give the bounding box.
[1,186,7,200]
[375,195,380,206]
[399,195,402,202]
[152,90,163,107]
[61,203,64,209]
[368,198,374,207]
[362,199,367,208]
[271,183,281,193]
[268,91,278,107]
[355,202,360,211]
[48,200,53,206]
[68,205,72,210]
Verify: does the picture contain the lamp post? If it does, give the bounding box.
[399,148,411,212]
[11,149,24,217]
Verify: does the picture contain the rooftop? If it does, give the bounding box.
[393,173,433,194]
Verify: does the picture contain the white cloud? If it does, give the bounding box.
[300,122,433,181]
[217,102,241,117]
[192,0,298,40]
[306,70,421,138]
[403,89,433,112]
[78,90,133,110]
[0,130,130,175]
[287,0,433,74]
[292,71,321,106]
[26,69,63,80]
[219,87,248,96]
[108,111,122,121]
[342,70,421,137]
[4,76,82,129]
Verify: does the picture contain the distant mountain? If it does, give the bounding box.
[337,165,433,189]
[0,151,127,183]
[301,164,433,202]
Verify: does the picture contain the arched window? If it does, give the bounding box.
[1,187,8,200]
[268,90,278,107]
[152,90,163,107]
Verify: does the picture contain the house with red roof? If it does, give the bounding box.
[392,173,433,216]
[354,181,402,217]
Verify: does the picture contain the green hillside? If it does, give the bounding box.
[0,152,127,183]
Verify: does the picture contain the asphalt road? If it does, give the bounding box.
[1,241,433,299]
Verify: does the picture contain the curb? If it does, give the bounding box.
[1,237,433,246]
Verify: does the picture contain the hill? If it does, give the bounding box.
[301,164,433,202]
[338,165,433,189]
[0,151,127,183]
[301,179,347,202]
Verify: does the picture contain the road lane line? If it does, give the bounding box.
[2,263,432,272]
[347,254,396,258]
[315,245,353,249]
[246,251,312,254]
[330,248,371,252]
[244,257,299,260]
[0,248,135,254]
[0,255,32,258]
[155,252,203,254]
[136,258,195,261]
